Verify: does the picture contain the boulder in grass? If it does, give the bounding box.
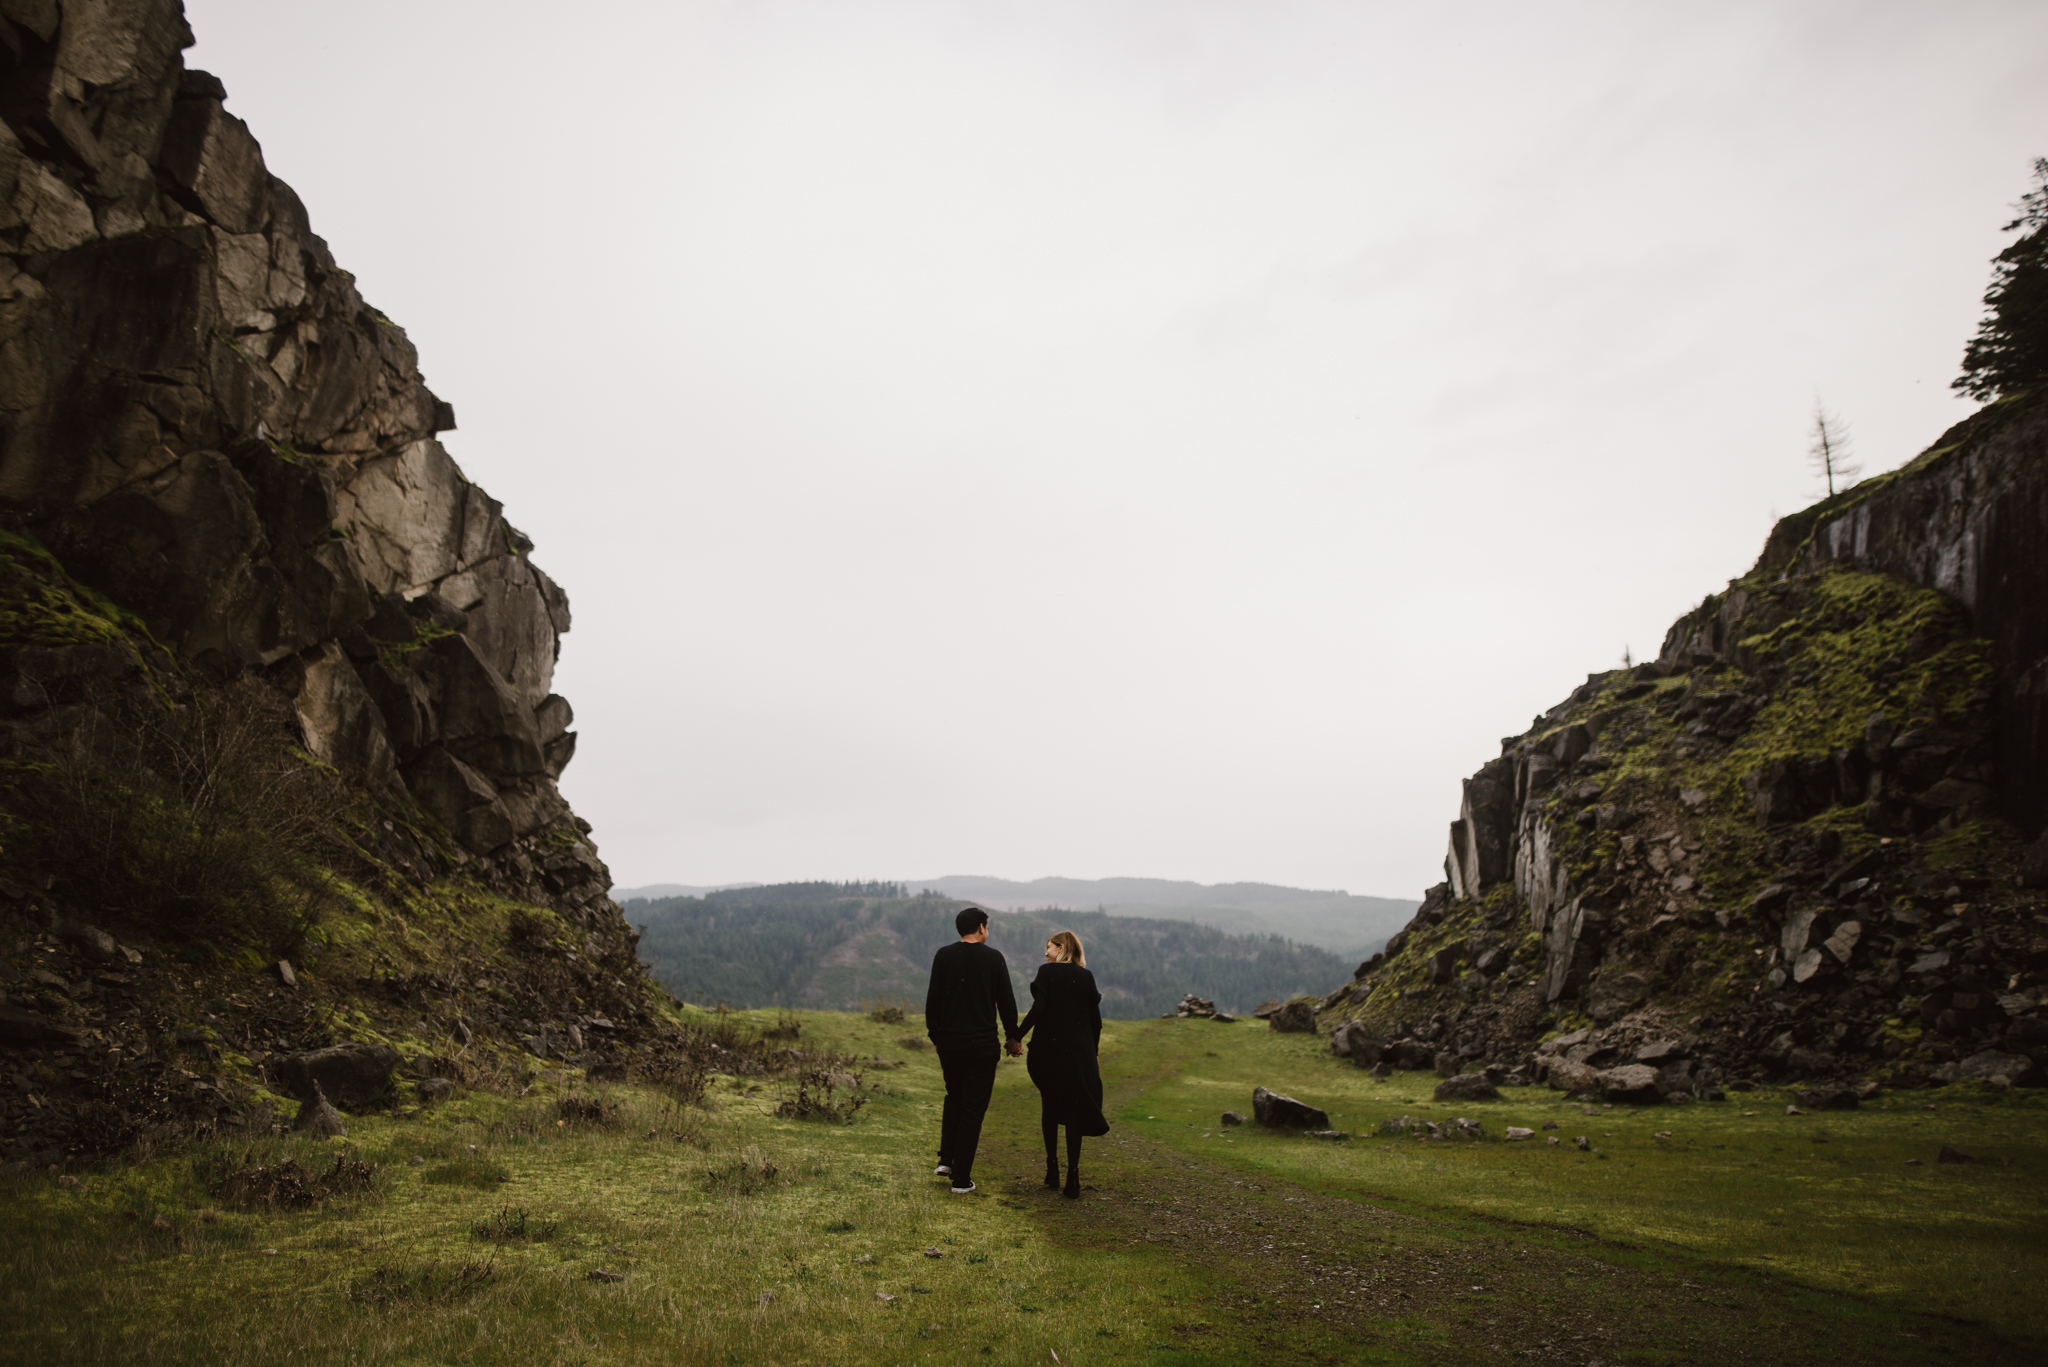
[1545,1057,1601,1095]
[1329,1020,1384,1064]
[1251,1085,1329,1129]
[1955,1049,2044,1088]
[1266,999,1317,1034]
[1596,1064,1665,1105]
[1433,1073,1500,1103]
[1505,1126,1535,1141]
[1251,998,1283,1019]
[1220,1111,1245,1127]
[272,1042,402,1107]
[1382,1038,1437,1070]
[292,1082,346,1138]
[1793,1087,1859,1110]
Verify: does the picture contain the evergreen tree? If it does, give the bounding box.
[1955,157,2048,402]
[1807,404,1859,497]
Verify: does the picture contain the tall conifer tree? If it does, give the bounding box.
[1955,157,2048,402]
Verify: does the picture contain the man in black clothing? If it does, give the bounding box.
[924,905,1021,1195]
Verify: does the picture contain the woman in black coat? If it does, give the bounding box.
[1012,929,1109,1197]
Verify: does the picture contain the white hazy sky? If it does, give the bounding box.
[187,0,2047,899]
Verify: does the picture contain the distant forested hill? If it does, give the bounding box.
[622,883,1352,1019]
[903,875,1416,959]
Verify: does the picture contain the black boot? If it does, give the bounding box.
[1044,1157,1061,1189]
[1062,1170,1080,1199]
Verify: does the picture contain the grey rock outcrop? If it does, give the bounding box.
[1310,387,2048,1097]
[1432,1072,1499,1103]
[0,0,626,937]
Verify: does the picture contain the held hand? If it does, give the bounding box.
[1005,1039,1024,1057]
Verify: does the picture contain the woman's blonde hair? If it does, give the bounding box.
[1047,930,1086,967]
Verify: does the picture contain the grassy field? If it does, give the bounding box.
[1113,1018,2048,1333]
[2,1010,2042,1365]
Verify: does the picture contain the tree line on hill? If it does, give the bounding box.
[622,883,1353,1019]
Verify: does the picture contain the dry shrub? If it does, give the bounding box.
[8,681,356,952]
[896,1036,928,1052]
[206,1149,378,1209]
[347,1260,496,1307]
[761,1011,803,1040]
[702,1149,782,1195]
[865,996,909,1024]
[555,1094,617,1126]
[776,1069,867,1124]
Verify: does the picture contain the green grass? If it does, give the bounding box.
[3,1010,2043,1363]
[0,1012,1245,1366]
[1115,1017,2048,1337]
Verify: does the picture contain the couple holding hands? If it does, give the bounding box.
[923,907,1108,1197]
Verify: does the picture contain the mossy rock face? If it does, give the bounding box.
[0,530,144,651]
[1329,560,2031,1094]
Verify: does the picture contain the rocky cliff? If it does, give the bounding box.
[0,0,674,1163]
[1318,390,2048,1102]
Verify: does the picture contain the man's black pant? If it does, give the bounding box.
[935,1043,1000,1185]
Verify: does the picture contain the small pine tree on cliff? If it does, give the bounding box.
[1954,156,2048,402]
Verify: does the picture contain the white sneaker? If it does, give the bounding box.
[949,1180,976,1195]
[934,1165,951,1176]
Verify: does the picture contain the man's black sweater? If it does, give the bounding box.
[925,941,1021,1051]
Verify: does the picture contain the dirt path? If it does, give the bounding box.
[971,1025,2029,1366]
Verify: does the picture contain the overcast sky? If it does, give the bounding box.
[188,1,2048,899]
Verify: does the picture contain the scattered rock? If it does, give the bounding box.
[1541,1120,1559,1130]
[587,1269,624,1283]
[1211,1013,1237,1023]
[1251,1086,1329,1129]
[417,1078,454,1102]
[875,1292,897,1302]
[1266,1000,1317,1034]
[923,1246,944,1258]
[1937,1144,1974,1164]
[1219,1111,1244,1127]
[1175,994,1217,1018]
[1784,1105,1804,1116]
[1329,1020,1383,1064]
[1433,1073,1500,1103]
[1505,1127,1535,1141]
[1574,1136,1591,1151]
[1251,999,1283,1019]
[1596,1064,1664,1105]
[1545,1058,1602,1095]
[855,1254,875,1264]
[276,960,297,988]
[1303,1130,1349,1141]
[292,1082,346,1138]
[1546,1135,1561,1146]
[272,1042,402,1108]
[52,919,117,962]
[1792,1087,1857,1110]
[1954,1049,2044,1088]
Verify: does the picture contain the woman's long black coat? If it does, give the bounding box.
[1019,962,1109,1136]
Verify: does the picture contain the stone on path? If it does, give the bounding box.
[1252,1086,1330,1129]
